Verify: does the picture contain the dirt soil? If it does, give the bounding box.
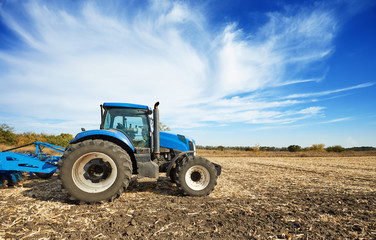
[1,156,375,239]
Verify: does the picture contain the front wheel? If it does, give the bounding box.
[176,156,218,196]
[59,140,132,203]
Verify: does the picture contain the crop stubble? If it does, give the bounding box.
[0,156,375,239]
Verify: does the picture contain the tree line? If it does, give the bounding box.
[197,144,376,152]
[2,123,375,151]
[0,124,73,147]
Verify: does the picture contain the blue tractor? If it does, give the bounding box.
[59,102,221,203]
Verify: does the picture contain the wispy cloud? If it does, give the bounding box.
[283,82,375,99]
[319,117,351,124]
[0,0,372,133]
[276,78,322,87]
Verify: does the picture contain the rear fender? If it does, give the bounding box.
[70,130,137,171]
[71,130,135,151]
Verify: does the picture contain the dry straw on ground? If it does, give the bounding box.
[0,155,375,239]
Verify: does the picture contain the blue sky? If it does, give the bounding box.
[0,0,375,148]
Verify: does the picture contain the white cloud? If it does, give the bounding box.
[0,0,371,134]
[276,78,322,86]
[283,82,375,99]
[320,117,351,124]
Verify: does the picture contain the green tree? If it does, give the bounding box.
[0,124,16,145]
[326,145,345,152]
[288,145,302,152]
[217,145,225,151]
[45,133,73,147]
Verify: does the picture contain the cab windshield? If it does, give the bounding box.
[103,108,151,148]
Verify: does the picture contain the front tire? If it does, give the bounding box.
[59,140,132,203]
[176,156,217,196]
[169,167,177,183]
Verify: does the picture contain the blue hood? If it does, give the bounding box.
[160,131,194,152]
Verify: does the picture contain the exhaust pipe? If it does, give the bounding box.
[100,104,104,129]
[153,102,160,159]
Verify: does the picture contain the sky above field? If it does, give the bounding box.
[0,0,375,148]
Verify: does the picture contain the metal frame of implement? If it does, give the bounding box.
[0,142,63,187]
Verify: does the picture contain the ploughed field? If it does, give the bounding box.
[0,156,375,239]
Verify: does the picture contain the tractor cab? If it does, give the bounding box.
[100,103,152,148]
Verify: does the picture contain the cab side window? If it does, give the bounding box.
[104,108,150,148]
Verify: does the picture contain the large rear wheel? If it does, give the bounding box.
[176,156,217,196]
[59,140,132,203]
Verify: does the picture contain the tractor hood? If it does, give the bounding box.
[159,131,195,152]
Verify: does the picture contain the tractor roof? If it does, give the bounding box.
[103,102,151,110]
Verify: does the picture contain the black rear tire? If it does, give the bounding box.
[59,140,132,203]
[176,156,217,196]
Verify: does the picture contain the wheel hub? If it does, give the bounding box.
[185,165,210,191]
[83,158,112,183]
[191,171,202,182]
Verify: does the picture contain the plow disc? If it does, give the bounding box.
[0,172,24,187]
[0,175,8,189]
